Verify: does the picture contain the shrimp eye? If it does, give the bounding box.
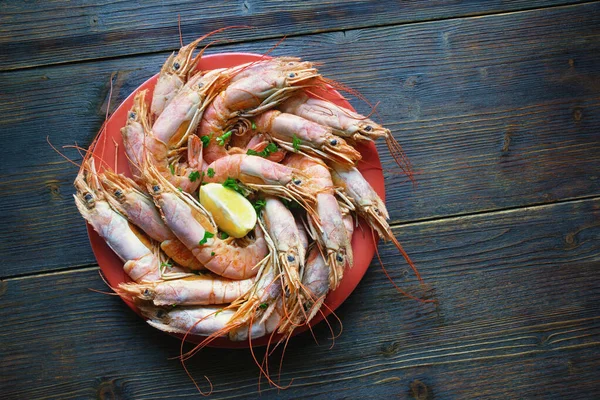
[293,179,302,185]
[143,288,151,297]
[156,309,166,318]
[173,62,180,71]
[198,82,204,89]
[330,139,338,146]
[288,62,295,66]
[152,185,160,193]
[115,189,123,198]
[287,255,295,262]
[336,253,344,263]
[289,73,296,78]
[84,193,93,203]
[365,125,373,132]
[128,111,136,119]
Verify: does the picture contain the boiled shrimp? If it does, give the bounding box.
[73,158,161,282]
[284,154,352,290]
[100,170,203,270]
[199,58,320,163]
[116,273,254,306]
[254,110,361,166]
[141,159,270,280]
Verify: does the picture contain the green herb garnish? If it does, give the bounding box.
[281,198,301,210]
[207,167,215,178]
[169,164,175,175]
[160,262,172,268]
[251,122,257,130]
[188,170,201,182]
[200,135,210,147]
[177,187,183,192]
[216,131,232,146]
[220,232,229,239]
[259,302,268,310]
[292,134,302,152]
[210,251,215,256]
[253,199,266,213]
[247,142,278,158]
[222,177,245,195]
[198,231,215,245]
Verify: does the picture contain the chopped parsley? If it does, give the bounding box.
[198,231,214,245]
[259,302,268,310]
[160,262,172,268]
[216,131,232,146]
[188,170,201,182]
[200,135,210,147]
[253,199,266,213]
[251,122,257,130]
[210,251,215,256]
[292,134,302,152]
[220,232,229,239]
[247,142,278,158]
[222,177,244,195]
[177,187,183,192]
[169,164,175,175]
[206,167,215,178]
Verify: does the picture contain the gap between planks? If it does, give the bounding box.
[2,0,594,73]
[3,194,599,282]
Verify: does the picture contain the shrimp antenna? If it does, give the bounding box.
[371,229,435,303]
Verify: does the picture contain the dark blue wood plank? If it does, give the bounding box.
[0,0,588,71]
[1,3,599,276]
[1,198,598,398]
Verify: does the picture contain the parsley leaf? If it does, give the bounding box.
[169,164,175,175]
[216,131,232,146]
[200,135,210,147]
[220,232,229,239]
[292,134,302,152]
[207,167,215,178]
[210,251,215,256]
[253,199,266,213]
[188,170,201,182]
[222,177,245,195]
[160,262,172,268]
[251,122,257,130]
[259,302,268,310]
[246,142,278,158]
[198,231,214,245]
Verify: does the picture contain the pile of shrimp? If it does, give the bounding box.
[72,30,427,391]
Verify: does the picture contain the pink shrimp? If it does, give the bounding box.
[199,58,320,163]
[73,158,161,282]
[284,154,353,290]
[116,273,254,306]
[330,163,424,285]
[151,27,241,119]
[202,154,318,215]
[254,110,362,166]
[141,159,269,280]
[100,170,203,270]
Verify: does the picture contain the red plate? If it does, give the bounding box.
[86,52,384,348]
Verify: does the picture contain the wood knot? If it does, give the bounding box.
[381,341,402,356]
[45,180,63,200]
[410,379,431,400]
[96,378,124,399]
[572,107,583,122]
[502,129,513,154]
[565,232,577,248]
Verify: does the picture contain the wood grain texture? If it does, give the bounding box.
[1,3,599,277]
[0,0,587,71]
[1,198,598,399]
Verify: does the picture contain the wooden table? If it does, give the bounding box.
[2,1,599,398]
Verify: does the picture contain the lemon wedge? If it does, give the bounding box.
[199,183,257,238]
